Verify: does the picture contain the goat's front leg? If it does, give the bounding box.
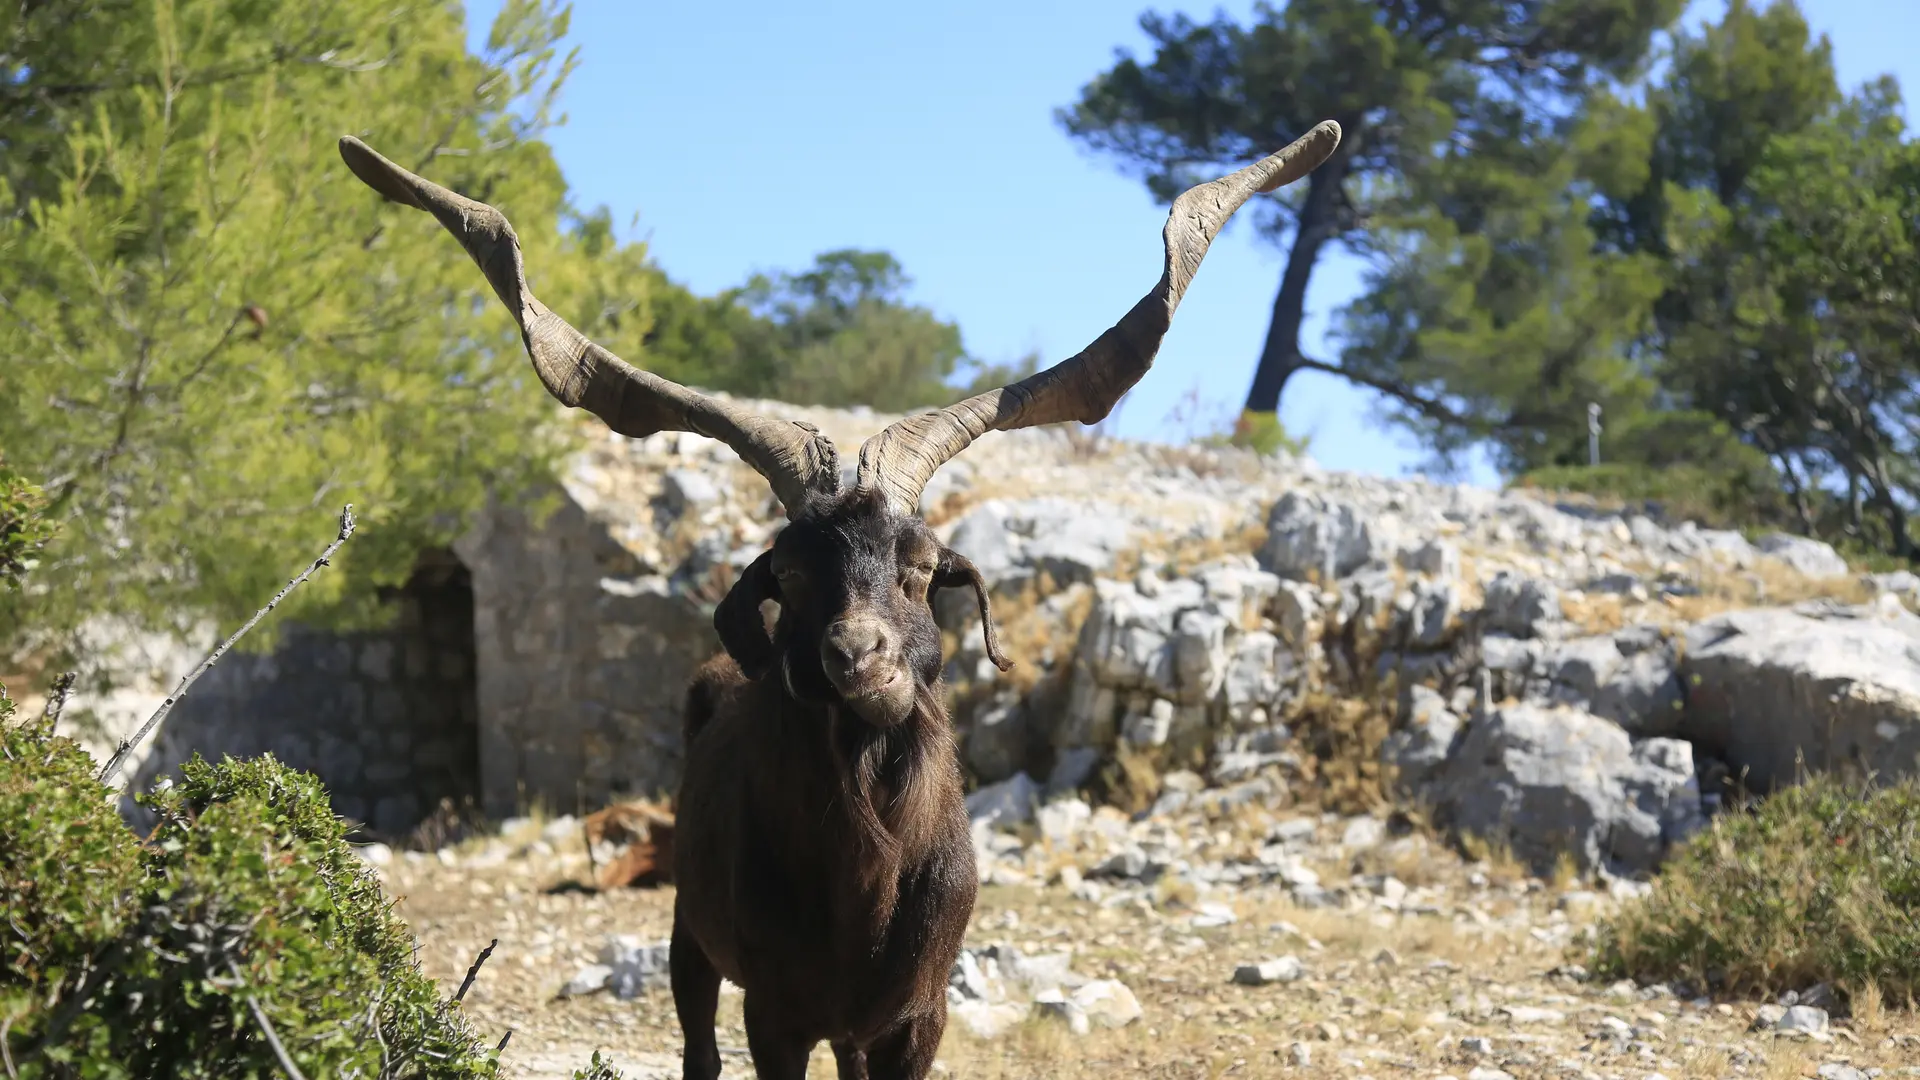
[861,1006,944,1080]
[669,915,722,1080]
[831,1040,868,1080]
[742,992,815,1080]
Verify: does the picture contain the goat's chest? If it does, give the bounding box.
[724,797,975,1022]
[733,801,970,948]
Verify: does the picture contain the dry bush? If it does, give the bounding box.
[961,571,1093,696]
[1562,552,1873,635]
[922,488,980,528]
[1090,745,1163,816]
[400,793,492,852]
[1347,832,1451,889]
[1561,590,1631,635]
[1287,690,1394,816]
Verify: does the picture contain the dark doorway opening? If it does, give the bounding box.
[360,547,482,838]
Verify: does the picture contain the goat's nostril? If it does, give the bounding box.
[825,619,885,667]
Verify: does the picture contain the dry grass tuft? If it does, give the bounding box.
[1288,690,1395,816]
[971,572,1093,695]
[1456,833,1533,888]
[1136,520,1271,580]
[1091,745,1163,815]
[1853,979,1888,1032]
[1662,557,1872,622]
[1561,553,1872,635]
[923,488,981,529]
[1561,590,1630,635]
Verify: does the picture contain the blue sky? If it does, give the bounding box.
[461,0,1916,488]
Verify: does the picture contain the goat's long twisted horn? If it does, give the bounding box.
[338,136,840,518]
[854,120,1342,516]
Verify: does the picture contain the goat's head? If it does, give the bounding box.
[713,488,1001,726]
[337,120,1342,724]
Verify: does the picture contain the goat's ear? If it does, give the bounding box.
[715,551,781,680]
[933,547,1014,672]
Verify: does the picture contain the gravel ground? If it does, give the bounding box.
[377,816,1920,1080]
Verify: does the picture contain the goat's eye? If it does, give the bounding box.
[901,564,934,599]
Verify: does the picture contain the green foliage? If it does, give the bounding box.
[0,691,144,1054]
[643,249,1013,413]
[1597,0,1918,558]
[1301,0,1920,560]
[1060,0,1683,413]
[0,0,621,647]
[1587,774,1920,1003]
[0,721,503,1077]
[1516,411,1788,530]
[1518,464,1781,533]
[1656,85,1920,556]
[1336,89,1669,475]
[1207,410,1308,457]
[572,1051,625,1080]
[730,250,971,411]
[0,460,56,588]
[1599,0,1839,249]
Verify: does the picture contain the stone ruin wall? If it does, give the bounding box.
[118,477,720,835]
[128,551,481,834]
[453,490,715,821]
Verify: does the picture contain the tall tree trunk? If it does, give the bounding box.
[1863,458,1914,560]
[1775,451,1817,536]
[1242,149,1350,415]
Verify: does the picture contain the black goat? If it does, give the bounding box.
[338,119,1341,1079]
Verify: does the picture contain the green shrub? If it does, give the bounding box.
[1196,410,1309,458]
[1515,409,1797,533]
[1516,461,1790,534]
[0,715,504,1078]
[1585,774,1920,1003]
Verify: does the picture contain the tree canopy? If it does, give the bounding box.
[0,0,604,645]
[0,0,1017,655]
[1071,0,1920,561]
[1059,0,1683,416]
[643,248,1036,414]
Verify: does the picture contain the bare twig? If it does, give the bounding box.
[98,505,357,786]
[2,1010,18,1080]
[39,671,76,735]
[240,981,309,1080]
[453,939,497,1004]
[494,1029,513,1053]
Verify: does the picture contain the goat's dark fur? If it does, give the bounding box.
[671,489,999,1080]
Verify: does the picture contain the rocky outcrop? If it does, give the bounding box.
[1681,598,1920,792]
[1426,704,1706,876]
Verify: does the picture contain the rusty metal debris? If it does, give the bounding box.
[582,799,675,890]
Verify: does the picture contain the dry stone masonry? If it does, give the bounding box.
[125,555,481,833]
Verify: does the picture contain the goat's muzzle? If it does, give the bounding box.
[821,614,915,725]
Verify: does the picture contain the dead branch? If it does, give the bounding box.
[39,671,76,735]
[234,960,309,1080]
[453,939,497,1004]
[97,505,356,787]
